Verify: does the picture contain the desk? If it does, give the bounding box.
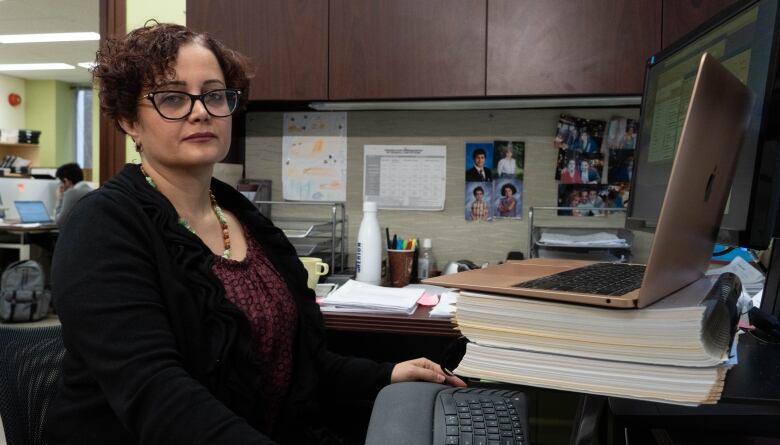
[0,223,57,261]
[322,306,462,369]
[323,307,780,443]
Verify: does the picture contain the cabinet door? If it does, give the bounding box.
[662,0,740,48]
[329,0,486,99]
[487,0,661,96]
[187,0,328,101]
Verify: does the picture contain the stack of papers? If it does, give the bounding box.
[538,231,629,247]
[453,275,740,406]
[319,280,422,314]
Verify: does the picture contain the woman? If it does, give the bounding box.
[496,146,516,177]
[496,183,518,217]
[44,23,463,445]
[560,158,581,184]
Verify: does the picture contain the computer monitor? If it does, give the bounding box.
[0,178,58,222]
[627,0,780,250]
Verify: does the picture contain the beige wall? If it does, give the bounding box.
[245,108,654,270]
[0,74,26,129]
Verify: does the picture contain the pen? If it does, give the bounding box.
[386,227,391,249]
[392,234,397,250]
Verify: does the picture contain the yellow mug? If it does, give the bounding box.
[299,257,329,289]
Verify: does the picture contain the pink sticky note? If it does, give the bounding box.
[417,292,440,307]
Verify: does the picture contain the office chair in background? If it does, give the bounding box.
[0,324,64,445]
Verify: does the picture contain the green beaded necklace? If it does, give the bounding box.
[140,165,231,259]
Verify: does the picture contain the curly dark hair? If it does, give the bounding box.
[93,21,253,132]
[501,183,517,195]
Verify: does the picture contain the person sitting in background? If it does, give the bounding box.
[44,22,464,445]
[54,162,92,227]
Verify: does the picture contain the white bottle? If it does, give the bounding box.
[417,238,436,280]
[355,201,382,285]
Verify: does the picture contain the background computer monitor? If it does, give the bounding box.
[0,178,58,221]
[626,0,780,250]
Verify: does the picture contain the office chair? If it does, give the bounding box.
[0,324,64,445]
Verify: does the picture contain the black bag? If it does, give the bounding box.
[0,260,51,322]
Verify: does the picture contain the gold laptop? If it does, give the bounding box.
[425,53,753,309]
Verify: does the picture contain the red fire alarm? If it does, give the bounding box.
[8,93,21,107]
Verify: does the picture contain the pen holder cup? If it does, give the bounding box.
[386,249,415,287]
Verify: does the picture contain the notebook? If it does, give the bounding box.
[425,53,753,309]
[14,200,53,224]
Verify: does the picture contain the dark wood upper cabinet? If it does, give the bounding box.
[329,0,487,99]
[662,0,741,48]
[186,0,328,101]
[487,0,662,96]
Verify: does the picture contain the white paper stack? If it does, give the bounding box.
[453,275,740,406]
[538,231,629,247]
[319,279,421,314]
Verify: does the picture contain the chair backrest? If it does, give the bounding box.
[0,324,64,445]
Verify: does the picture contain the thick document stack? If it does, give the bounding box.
[319,279,421,314]
[453,275,740,406]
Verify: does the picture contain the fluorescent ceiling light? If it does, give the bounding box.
[0,63,75,71]
[0,32,100,44]
[309,96,642,111]
[77,62,96,69]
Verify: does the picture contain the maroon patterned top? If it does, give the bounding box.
[211,229,298,430]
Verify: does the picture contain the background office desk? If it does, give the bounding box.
[0,223,57,261]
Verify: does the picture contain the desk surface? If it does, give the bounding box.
[0,222,57,232]
[721,332,780,404]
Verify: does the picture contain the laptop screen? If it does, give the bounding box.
[14,201,52,223]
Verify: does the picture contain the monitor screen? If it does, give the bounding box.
[627,0,780,249]
[14,201,52,224]
[0,178,58,222]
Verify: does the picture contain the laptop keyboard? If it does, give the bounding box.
[434,387,529,445]
[512,262,646,296]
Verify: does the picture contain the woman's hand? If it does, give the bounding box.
[390,357,467,387]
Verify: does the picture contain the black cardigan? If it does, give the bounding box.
[44,164,393,444]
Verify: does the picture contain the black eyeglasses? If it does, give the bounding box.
[143,89,241,120]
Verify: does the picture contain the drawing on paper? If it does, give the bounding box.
[282,112,347,201]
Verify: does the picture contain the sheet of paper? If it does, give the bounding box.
[282,112,347,201]
[429,291,458,318]
[705,256,765,284]
[363,145,446,210]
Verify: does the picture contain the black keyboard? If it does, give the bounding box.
[433,387,529,445]
[513,262,646,296]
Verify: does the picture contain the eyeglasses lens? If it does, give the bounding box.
[153,90,238,119]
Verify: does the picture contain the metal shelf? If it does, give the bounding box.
[527,206,632,261]
[255,201,347,273]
